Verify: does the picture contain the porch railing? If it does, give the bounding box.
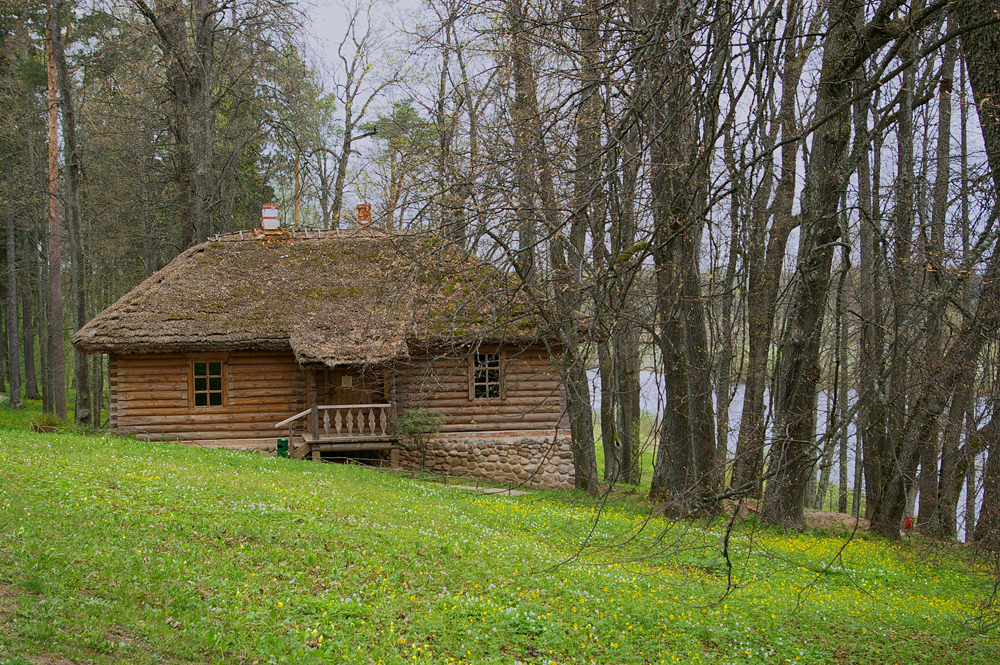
[275,403,394,442]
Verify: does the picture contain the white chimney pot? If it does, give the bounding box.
[261,204,280,230]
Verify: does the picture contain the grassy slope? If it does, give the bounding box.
[0,403,996,664]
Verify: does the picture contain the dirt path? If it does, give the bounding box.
[447,484,530,496]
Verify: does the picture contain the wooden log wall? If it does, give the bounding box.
[109,350,306,446]
[395,345,568,433]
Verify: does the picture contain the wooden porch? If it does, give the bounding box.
[274,402,398,462]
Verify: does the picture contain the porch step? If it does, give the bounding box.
[290,439,312,460]
[301,433,397,446]
[311,441,396,452]
[297,437,400,466]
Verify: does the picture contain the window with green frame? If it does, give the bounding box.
[192,361,224,406]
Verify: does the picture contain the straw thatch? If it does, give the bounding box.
[73,229,544,367]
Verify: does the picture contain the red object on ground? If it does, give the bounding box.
[904,517,914,530]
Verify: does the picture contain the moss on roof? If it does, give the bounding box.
[72,229,545,367]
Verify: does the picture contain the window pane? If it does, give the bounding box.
[472,353,502,400]
[193,359,225,408]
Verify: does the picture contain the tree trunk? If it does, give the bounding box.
[6,194,20,409]
[715,127,742,484]
[503,0,598,494]
[966,437,978,543]
[837,345,850,514]
[973,365,1000,550]
[870,241,1000,537]
[132,0,214,245]
[598,341,619,482]
[563,338,599,495]
[761,0,946,529]
[51,0,91,426]
[976,441,1000,550]
[434,15,464,246]
[293,150,301,230]
[508,0,536,284]
[732,0,809,492]
[20,240,40,401]
[645,0,720,509]
[191,0,215,242]
[761,1,857,528]
[614,324,641,485]
[37,223,51,414]
[45,0,66,421]
[609,120,642,486]
[937,380,972,539]
[857,77,889,521]
[868,0,1000,539]
[814,436,837,510]
[919,35,957,535]
[886,19,919,529]
[571,0,608,483]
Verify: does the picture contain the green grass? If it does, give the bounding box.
[593,410,659,493]
[0,399,56,432]
[0,403,997,664]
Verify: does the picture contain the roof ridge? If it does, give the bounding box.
[210,227,434,242]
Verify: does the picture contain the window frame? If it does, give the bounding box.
[468,349,504,401]
[188,354,228,408]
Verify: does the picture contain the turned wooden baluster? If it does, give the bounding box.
[379,407,387,435]
[347,408,354,435]
[368,408,375,434]
[335,409,342,436]
[323,411,330,436]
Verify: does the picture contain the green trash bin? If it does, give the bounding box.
[277,438,289,459]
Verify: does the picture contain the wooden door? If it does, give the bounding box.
[322,368,384,405]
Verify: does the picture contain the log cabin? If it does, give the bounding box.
[73,226,575,488]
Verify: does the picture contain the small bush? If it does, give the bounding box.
[395,408,445,467]
[395,408,445,439]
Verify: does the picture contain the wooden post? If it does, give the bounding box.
[386,371,398,425]
[310,370,320,442]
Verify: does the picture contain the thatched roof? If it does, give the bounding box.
[73,229,544,367]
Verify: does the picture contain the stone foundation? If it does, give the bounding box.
[398,433,575,489]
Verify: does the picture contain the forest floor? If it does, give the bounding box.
[0,400,997,664]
